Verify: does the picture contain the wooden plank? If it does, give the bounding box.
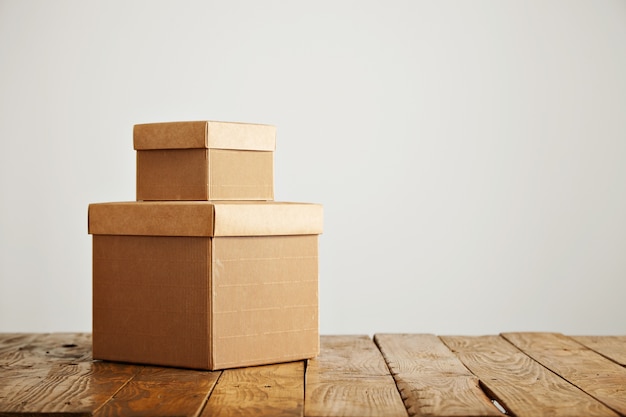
[503,332,626,416]
[95,366,221,417]
[0,333,139,416]
[573,336,626,366]
[304,335,407,417]
[199,361,304,417]
[441,335,619,417]
[0,333,92,366]
[374,334,500,417]
[0,333,65,406]
[0,333,42,357]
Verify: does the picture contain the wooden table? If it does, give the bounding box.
[1,333,625,416]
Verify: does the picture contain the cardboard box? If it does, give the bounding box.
[88,201,323,370]
[134,121,276,201]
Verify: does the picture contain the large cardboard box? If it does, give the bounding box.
[134,121,276,201]
[88,201,322,370]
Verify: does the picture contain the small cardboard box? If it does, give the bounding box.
[134,121,276,201]
[88,201,322,370]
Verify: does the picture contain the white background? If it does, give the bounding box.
[1,1,625,335]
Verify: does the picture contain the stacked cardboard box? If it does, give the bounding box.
[88,121,323,370]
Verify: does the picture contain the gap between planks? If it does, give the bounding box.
[441,333,622,417]
[501,332,626,416]
[0,333,140,415]
[374,333,502,417]
[305,335,408,417]
[2,333,625,417]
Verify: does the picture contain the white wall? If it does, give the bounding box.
[1,0,625,335]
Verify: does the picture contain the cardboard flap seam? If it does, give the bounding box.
[216,327,318,339]
[214,255,317,262]
[204,121,209,148]
[214,304,317,313]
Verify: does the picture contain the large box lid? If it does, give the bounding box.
[133,121,276,151]
[88,201,323,237]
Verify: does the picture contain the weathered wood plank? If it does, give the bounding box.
[0,333,42,358]
[374,334,500,417]
[573,336,626,366]
[200,361,304,417]
[2,333,624,416]
[304,335,407,417]
[0,334,70,407]
[0,333,139,416]
[503,332,626,416]
[94,365,220,417]
[441,335,619,417]
[0,333,92,366]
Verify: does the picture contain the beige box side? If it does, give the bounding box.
[208,149,274,200]
[213,330,319,370]
[206,121,275,151]
[92,235,211,369]
[134,120,276,151]
[213,202,323,236]
[210,235,319,369]
[137,149,209,200]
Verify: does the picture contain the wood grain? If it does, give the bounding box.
[502,332,626,416]
[95,365,220,417]
[0,333,42,358]
[573,335,626,366]
[199,361,304,417]
[441,335,619,417]
[0,333,139,416]
[374,334,500,417]
[2,333,624,417]
[0,333,92,366]
[305,335,407,417]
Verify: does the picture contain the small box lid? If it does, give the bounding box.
[133,121,276,151]
[88,201,323,237]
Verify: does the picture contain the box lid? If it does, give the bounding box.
[88,201,322,237]
[133,121,276,151]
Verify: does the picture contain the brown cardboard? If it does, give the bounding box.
[134,120,276,151]
[134,121,275,201]
[89,201,322,370]
[88,201,323,236]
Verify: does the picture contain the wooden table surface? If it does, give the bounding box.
[0,333,625,416]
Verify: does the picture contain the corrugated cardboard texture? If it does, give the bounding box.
[88,201,323,237]
[92,234,319,370]
[133,121,276,151]
[93,235,211,369]
[212,202,323,236]
[136,149,208,201]
[208,149,273,200]
[88,201,215,237]
[211,235,319,369]
[136,148,274,201]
